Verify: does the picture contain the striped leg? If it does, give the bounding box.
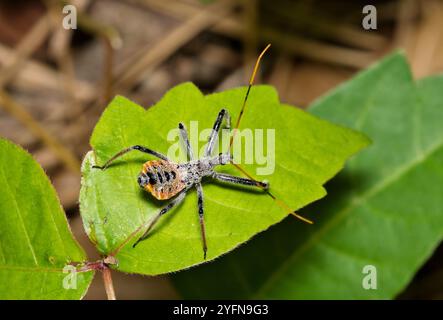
[178,123,194,161]
[205,109,231,157]
[92,145,168,170]
[132,190,186,248]
[195,183,207,259]
[213,172,269,190]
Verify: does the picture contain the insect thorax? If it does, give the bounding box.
[177,158,213,184]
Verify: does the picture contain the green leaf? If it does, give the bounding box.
[80,83,369,275]
[0,138,94,299]
[171,53,443,299]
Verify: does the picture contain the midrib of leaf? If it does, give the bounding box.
[0,163,39,266]
[117,251,194,265]
[254,129,443,298]
[0,265,65,273]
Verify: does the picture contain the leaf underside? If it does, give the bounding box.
[0,139,93,299]
[80,83,369,275]
[172,53,443,299]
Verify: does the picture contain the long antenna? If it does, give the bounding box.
[229,43,271,149]
[230,43,313,225]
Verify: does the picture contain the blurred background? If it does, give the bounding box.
[0,0,442,299]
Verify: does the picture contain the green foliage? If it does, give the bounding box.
[3,51,439,300]
[0,139,93,299]
[172,53,443,299]
[79,83,369,275]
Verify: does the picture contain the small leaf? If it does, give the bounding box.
[172,53,443,299]
[80,83,369,275]
[0,139,94,299]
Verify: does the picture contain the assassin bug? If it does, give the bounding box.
[93,44,312,259]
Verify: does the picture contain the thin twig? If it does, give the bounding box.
[0,44,95,102]
[56,0,122,49]
[112,0,239,93]
[264,0,388,51]
[393,0,418,52]
[268,53,293,102]
[0,14,51,89]
[101,38,115,105]
[243,0,259,83]
[67,0,237,122]
[46,0,91,116]
[102,267,116,300]
[262,29,375,69]
[0,90,81,173]
[77,260,117,300]
[136,0,376,68]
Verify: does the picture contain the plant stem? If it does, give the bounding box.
[102,267,116,300]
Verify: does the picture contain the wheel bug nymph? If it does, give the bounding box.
[93,44,312,259]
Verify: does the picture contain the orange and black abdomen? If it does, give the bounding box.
[138,160,185,200]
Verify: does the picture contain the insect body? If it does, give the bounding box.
[138,152,236,200]
[92,44,311,259]
[93,110,268,259]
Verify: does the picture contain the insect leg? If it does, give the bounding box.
[132,190,187,248]
[178,123,194,161]
[213,172,269,190]
[195,183,207,259]
[205,109,231,157]
[92,145,168,170]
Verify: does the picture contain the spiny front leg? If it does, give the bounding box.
[92,145,169,170]
[213,172,269,190]
[132,190,186,248]
[196,183,207,260]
